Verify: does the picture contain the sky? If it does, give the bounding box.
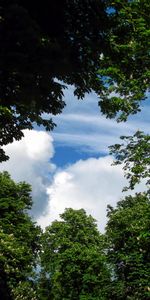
[0,86,149,232]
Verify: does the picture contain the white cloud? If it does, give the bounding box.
[1,87,149,230]
[0,130,55,217]
[37,156,145,232]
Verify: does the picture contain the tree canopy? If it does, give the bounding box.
[0,172,150,299]
[40,208,110,300]
[0,0,150,160]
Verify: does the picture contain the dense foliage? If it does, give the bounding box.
[0,172,149,299]
[0,0,107,154]
[99,0,150,121]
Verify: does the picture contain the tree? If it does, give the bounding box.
[109,131,150,192]
[0,1,150,160]
[0,171,40,299]
[0,229,38,300]
[40,208,110,300]
[106,193,150,300]
[0,0,108,150]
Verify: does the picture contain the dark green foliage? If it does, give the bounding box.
[109,131,150,192]
[106,193,150,300]
[0,0,107,153]
[40,208,110,300]
[0,1,150,161]
[0,171,40,299]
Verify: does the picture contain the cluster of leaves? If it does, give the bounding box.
[99,0,150,121]
[109,131,150,192]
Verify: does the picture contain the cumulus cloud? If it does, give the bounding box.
[0,130,55,217]
[37,156,146,232]
[0,130,146,231]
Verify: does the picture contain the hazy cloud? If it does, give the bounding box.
[51,87,150,153]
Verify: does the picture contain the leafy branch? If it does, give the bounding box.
[109,131,150,192]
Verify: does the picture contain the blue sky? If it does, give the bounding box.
[0,86,149,232]
[52,85,149,165]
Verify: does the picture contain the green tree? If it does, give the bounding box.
[0,1,150,160]
[106,193,150,300]
[40,208,110,300]
[109,131,150,192]
[0,171,40,299]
